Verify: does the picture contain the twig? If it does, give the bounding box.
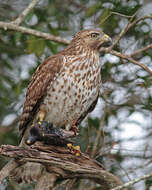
[98,11,135,26]
[111,172,152,190]
[130,44,152,57]
[11,0,40,25]
[52,179,69,190]
[129,15,152,29]
[108,12,136,50]
[108,15,152,50]
[91,123,103,158]
[66,178,77,190]
[0,21,69,44]
[110,12,134,18]
[111,50,152,75]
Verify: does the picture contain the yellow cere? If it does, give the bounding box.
[103,34,109,40]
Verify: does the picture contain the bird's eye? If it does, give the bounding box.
[90,33,99,38]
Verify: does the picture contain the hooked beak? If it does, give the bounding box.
[98,34,112,49]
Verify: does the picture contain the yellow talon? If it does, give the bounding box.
[38,121,41,125]
[76,152,80,156]
[73,146,80,151]
[67,144,81,156]
[67,143,72,148]
[39,110,46,122]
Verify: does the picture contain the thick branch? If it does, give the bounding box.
[0,143,123,190]
[0,21,69,45]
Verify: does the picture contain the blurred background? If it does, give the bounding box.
[0,0,152,189]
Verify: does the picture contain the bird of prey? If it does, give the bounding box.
[19,29,112,147]
[10,29,112,185]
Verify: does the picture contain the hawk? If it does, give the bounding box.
[19,29,112,146]
[11,29,112,185]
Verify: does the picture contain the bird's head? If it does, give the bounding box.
[72,29,112,51]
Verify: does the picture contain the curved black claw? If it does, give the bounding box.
[25,121,72,146]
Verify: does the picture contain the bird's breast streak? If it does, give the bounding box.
[44,57,101,128]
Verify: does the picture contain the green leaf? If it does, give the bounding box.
[25,10,34,22]
[88,117,100,129]
[98,9,111,26]
[47,41,58,54]
[27,36,46,57]
[14,32,22,42]
[85,3,101,17]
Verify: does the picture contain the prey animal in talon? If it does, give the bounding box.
[25,109,47,145]
[25,122,42,145]
[40,121,64,139]
[25,120,72,146]
[67,143,81,156]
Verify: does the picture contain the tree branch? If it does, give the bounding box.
[11,0,40,26]
[111,172,152,190]
[0,13,152,75]
[0,21,69,45]
[130,44,152,57]
[110,50,152,75]
[129,15,152,29]
[109,15,152,50]
[0,143,123,190]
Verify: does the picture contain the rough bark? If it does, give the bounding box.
[0,142,124,190]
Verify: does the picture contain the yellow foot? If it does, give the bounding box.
[36,110,46,122]
[67,143,81,156]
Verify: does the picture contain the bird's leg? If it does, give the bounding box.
[71,118,78,135]
[66,118,81,156]
[36,108,46,123]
